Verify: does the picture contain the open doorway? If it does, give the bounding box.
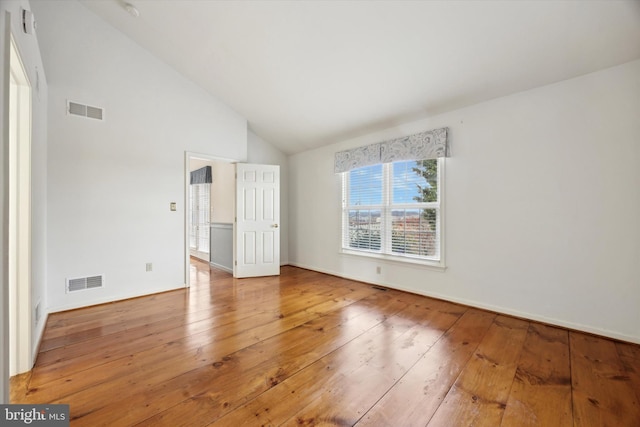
[188,158,212,262]
[184,153,237,287]
[8,34,33,375]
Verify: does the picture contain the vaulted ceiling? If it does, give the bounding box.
[79,0,640,154]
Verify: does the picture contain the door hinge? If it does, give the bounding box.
[234,260,237,266]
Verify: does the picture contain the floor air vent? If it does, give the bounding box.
[67,100,104,121]
[66,274,104,293]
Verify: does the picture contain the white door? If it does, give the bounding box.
[234,163,280,278]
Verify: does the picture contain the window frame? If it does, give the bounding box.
[341,158,446,270]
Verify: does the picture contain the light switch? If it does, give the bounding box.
[170,202,176,211]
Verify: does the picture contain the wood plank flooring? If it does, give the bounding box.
[10,260,640,426]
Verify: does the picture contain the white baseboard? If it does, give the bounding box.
[32,311,49,366]
[209,262,232,273]
[288,261,640,345]
[48,284,185,314]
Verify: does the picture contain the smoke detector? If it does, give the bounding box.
[124,3,140,18]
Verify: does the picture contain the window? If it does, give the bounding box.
[189,165,213,260]
[189,183,210,255]
[341,158,443,266]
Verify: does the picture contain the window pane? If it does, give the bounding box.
[342,158,441,262]
[197,184,210,253]
[349,164,383,206]
[348,209,381,251]
[392,159,438,204]
[190,184,211,253]
[391,208,437,257]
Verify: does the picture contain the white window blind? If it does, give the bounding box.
[342,158,442,263]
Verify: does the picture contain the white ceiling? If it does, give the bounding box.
[79,0,640,154]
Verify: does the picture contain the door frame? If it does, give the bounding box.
[183,151,238,288]
[7,31,33,375]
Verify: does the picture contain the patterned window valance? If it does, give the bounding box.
[334,127,449,173]
[333,143,382,174]
[190,166,212,184]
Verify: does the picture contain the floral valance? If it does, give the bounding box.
[334,127,449,173]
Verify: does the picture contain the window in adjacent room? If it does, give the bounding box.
[189,183,211,256]
[189,165,213,261]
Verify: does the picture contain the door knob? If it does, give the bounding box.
[272,224,279,228]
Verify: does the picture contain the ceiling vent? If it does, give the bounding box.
[66,274,105,293]
[67,100,104,121]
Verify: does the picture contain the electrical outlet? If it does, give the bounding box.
[146,263,153,272]
[376,266,381,274]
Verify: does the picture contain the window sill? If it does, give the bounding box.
[340,249,447,272]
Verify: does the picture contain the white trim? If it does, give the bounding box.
[209,262,232,274]
[1,12,12,404]
[48,283,184,314]
[32,312,48,363]
[438,157,446,266]
[8,31,33,376]
[339,249,446,272]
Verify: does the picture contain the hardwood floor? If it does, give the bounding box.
[10,260,640,426]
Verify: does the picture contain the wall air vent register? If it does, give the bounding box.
[66,274,105,293]
[67,100,104,121]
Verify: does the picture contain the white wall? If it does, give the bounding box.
[289,59,640,343]
[1,0,48,402]
[248,129,289,265]
[31,0,247,312]
[211,161,235,224]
